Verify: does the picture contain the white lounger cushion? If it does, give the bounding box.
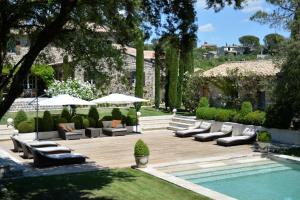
[200,122,211,129]
[242,128,256,136]
[35,146,71,153]
[195,132,225,138]
[176,128,206,134]
[217,136,250,143]
[221,125,232,133]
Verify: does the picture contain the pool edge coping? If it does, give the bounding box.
[140,167,236,200]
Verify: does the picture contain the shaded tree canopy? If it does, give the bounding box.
[251,0,300,39]
[263,33,285,55]
[239,35,260,48]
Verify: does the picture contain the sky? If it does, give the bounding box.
[196,0,290,47]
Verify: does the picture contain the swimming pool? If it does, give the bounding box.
[171,158,300,200]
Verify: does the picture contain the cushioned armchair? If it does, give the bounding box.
[58,123,83,140]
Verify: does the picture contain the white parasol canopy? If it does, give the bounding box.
[91,93,149,104]
[39,94,96,106]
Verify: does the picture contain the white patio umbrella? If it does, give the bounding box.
[39,94,96,106]
[91,93,148,104]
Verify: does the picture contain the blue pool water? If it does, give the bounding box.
[173,160,300,200]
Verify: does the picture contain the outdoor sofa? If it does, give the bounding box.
[58,123,83,140]
[194,124,233,142]
[175,121,212,137]
[216,127,257,146]
[102,120,128,136]
[32,149,86,168]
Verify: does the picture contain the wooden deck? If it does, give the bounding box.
[0,130,254,168]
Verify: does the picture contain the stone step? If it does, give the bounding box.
[140,120,171,125]
[142,126,168,131]
[172,117,197,124]
[167,126,186,131]
[169,121,193,129]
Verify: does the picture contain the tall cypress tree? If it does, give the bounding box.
[166,43,179,111]
[135,33,144,98]
[154,45,162,109]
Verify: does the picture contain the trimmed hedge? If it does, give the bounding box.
[240,101,253,116]
[134,139,150,156]
[112,108,122,120]
[126,109,137,126]
[257,131,271,143]
[88,106,99,122]
[88,117,96,128]
[198,97,209,108]
[196,106,266,126]
[61,108,72,122]
[42,111,54,131]
[14,110,28,128]
[83,118,90,129]
[17,120,35,133]
[72,115,83,129]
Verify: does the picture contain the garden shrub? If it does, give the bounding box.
[134,139,150,157]
[243,111,266,126]
[257,131,271,143]
[72,115,83,129]
[61,108,71,122]
[126,109,137,126]
[82,118,90,129]
[112,108,122,120]
[41,111,54,131]
[196,107,217,120]
[17,120,35,133]
[215,109,237,122]
[88,117,96,128]
[198,97,209,108]
[240,101,253,116]
[88,106,99,122]
[14,110,28,128]
[34,117,43,132]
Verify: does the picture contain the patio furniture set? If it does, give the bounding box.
[175,121,257,146]
[10,134,86,167]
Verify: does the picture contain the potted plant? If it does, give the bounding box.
[134,139,150,168]
[126,109,141,132]
[256,131,272,153]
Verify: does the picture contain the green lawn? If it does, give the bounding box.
[0,107,171,125]
[1,168,210,200]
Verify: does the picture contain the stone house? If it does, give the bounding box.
[6,32,156,101]
[197,60,279,109]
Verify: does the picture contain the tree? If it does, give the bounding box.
[239,35,260,54]
[135,33,144,98]
[264,33,285,55]
[154,42,164,109]
[166,42,179,111]
[251,0,300,40]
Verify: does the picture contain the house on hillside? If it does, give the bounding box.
[6,30,156,100]
[217,44,244,56]
[197,60,279,109]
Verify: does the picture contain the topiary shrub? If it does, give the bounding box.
[17,120,35,133]
[71,115,83,129]
[88,106,99,122]
[34,117,43,132]
[88,117,96,128]
[134,139,150,157]
[215,109,237,122]
[196,107,217,120]
[41,111,54,131]
[61,107,72,122]
[243,111,266,126]
[14,110,28,128]
[53,117,68,130]
[112,108,122,120]
[240,101,253,116]
[198,97,209,108]
[83,118,90,129]
[126,109,137,126]
[257,131,271,143]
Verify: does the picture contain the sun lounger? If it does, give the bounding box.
[175,122,212,137]
[194,124,233,142]
[20,141,59,159]
[11,134,36,152]
[32,150,86,168]
[216,127,257,146]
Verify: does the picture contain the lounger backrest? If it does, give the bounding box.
[242,127,256,137]
[200,122,211,130]
[14,133,36,141]
[221,125,232,133]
